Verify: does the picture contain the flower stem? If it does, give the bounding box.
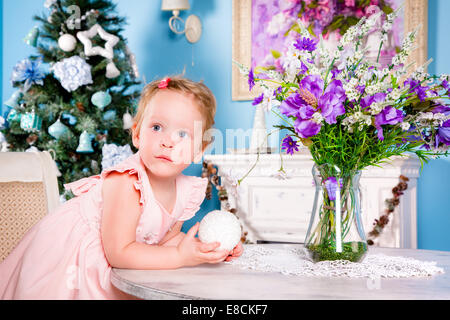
[376,40,384,64]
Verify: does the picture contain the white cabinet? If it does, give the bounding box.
[204,152,420,248]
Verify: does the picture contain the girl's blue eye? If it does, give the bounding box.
[152,124,161,132]
[179,130,188,138]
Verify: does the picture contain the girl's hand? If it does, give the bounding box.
[177,222,229,267]
[225,241,243,262]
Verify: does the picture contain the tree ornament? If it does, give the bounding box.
[76,24,119,59]
[102,110,116,121]
[198,210,242,251]
[76,24,121,78]
[23,26,39,47]
[52,56,93,92]
[125,46,139,78]
[76,130,94,153]
[122,109,133,130]
[48,118,69,139]
[101,143,133,170]
[20,109,42,133]
[58,34,77,52]
[61,113,77,125]
[11,57,46,92]
[4,90,23,109]
[7,108,22,123]
[91,91,112,110]
[106,62,121,79]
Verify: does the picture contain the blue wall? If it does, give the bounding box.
[1,0,449,250]
[418,0,450,252]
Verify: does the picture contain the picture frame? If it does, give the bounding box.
[231,0,428,101]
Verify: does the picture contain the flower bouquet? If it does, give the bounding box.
[236,8,450,262]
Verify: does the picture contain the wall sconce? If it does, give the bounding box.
[161,0,202,43]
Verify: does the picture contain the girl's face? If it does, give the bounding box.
[132,90,206,179]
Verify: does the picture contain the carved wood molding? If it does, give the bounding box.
[405,0,428,70]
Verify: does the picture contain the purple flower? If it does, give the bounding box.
[441,80,450,90]
[360,92,387,110]
[300,75,324,100]
[318,80,346,124]
[280,93,308,117]
[432,104,450,116]
[294,37,318,52]
[404,78,429,102]
[356,85,366,94]
[432,105,450,146]
[294,118,322,138]
[252,93,264,105]
[374,106,404,140]
[281,135,299,155]
[279,75,347,138]
[324,177,343,201]
[436,123,450,146]
[248,68,255,91]
[331,68,341,80]
[273,86,282,97]
[298,61,309,75]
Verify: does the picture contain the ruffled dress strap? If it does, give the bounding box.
[64,152,147,207]
[177,175,208,222]
[64,175,101,197]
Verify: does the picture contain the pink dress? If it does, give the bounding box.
[0,152,208,300]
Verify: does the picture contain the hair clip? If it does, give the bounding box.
[158,78,171,89]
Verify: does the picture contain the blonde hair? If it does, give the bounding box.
[132,75,216,143]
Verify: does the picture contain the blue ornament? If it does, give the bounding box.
[7,109,22,122]
[91,91,112,110]
[48,119,69,139]
[24,26,39,47]
[76,130,94,153]
[103,110,116,121]
[11,57,46,92]
[61,113,77,125]
[20,110,42,133]
[4,90,23,109]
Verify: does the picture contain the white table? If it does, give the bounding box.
[111,244,450,300]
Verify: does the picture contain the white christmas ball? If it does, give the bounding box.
[58,34,77,52]
[198,210,241,251]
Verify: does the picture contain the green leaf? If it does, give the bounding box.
[271,50,281,59]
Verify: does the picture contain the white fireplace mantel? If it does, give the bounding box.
[204,151,420,249]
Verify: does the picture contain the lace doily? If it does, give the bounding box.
[227,245,445,278]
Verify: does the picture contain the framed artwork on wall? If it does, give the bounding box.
[232,0,428,101]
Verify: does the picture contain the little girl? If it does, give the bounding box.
[0,76,243,299]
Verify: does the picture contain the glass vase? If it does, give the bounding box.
[304,163,368,263]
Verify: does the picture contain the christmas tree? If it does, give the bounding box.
[1,0,141,198]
